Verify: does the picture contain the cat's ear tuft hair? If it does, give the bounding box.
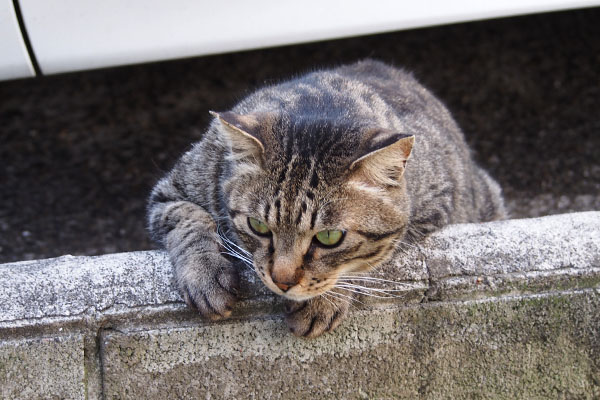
[350,129,415,187]
[210,111,271,162]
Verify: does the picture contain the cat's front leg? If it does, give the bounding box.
[284,291,353,338]
[154,201,239,320]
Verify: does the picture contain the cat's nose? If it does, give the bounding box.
[272,280,295,292]
[271,255,303,292]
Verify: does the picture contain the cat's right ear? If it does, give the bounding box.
[350,130,415,187]
[210,111,270,162]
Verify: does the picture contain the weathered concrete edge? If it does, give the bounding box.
[0,211,598,334]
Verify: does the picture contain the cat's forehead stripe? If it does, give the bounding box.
[276,168,287,185]
[272,154,300,202]
[309,169,319,188]
[294,209,303,227]
[310,208,318,230]
[274,198,281,225]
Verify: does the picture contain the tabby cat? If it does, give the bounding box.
[147,60,506,338]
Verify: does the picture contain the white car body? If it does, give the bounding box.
[1,0,599,81]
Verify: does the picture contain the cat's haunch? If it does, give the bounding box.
[147,60,506,338]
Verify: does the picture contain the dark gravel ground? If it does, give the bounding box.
[1,7,599,263]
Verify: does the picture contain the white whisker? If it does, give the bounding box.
[337,283,418,292]
[337,276,420,288]
[328,290,365,306]
[222,236,252,257]
[364,261,385,273]
[390,238,419,249]
[320,293,339,309]
[217,227,252,257]
[220,251,252,264]
[336,283,409,296]
[336,285,404,299]
[323,291,351,305]
[219,252,254,271]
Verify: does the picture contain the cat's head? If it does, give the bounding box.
[212,111,414,301]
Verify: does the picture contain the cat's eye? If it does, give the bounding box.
[248,217,271,236]
[314,229,345,247]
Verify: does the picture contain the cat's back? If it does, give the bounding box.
[238,60,460,140]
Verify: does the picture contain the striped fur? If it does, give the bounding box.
[147,60,506,337]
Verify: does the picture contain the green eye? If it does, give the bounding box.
[315,229,345,247]
[248,217,271,236]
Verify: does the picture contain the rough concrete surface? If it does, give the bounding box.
[1,212,599,399]
[0,251,177,323]
[0,334,85,400]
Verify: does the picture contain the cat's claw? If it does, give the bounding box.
[285,295,350,338]
[177,255,239,321]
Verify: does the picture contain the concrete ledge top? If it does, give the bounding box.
[1,211,599,331]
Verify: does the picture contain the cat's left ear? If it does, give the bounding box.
[210,111,271,162]
[350,130,415,187]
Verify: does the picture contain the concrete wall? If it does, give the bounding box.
[1,212,599,399]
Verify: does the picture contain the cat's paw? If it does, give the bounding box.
[284,293,351,338]
[176,254,240,321]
